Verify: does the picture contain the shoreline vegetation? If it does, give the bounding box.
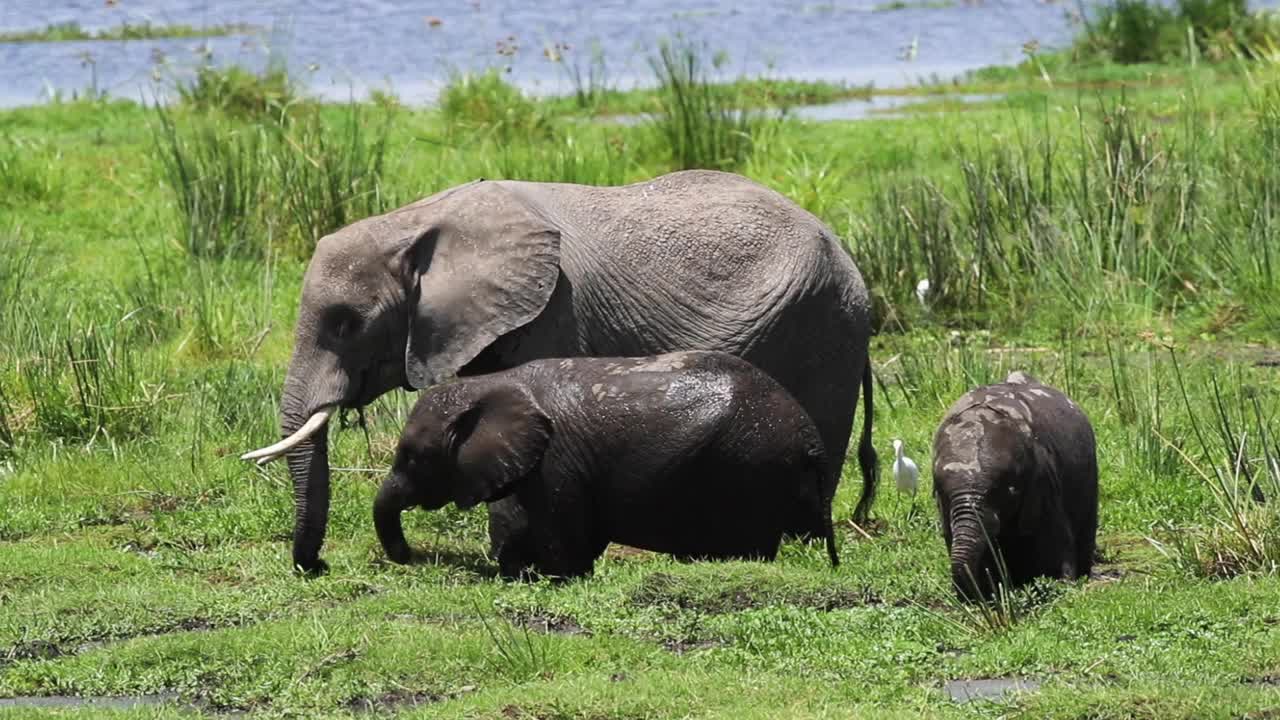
[0,20,257,43]
[2,1,1280,717]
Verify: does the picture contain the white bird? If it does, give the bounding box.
[892,439,920,519]
[915,278,931,308]
[899,34,919,63]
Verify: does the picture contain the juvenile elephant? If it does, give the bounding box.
[373,351,839,580]
[932,371,1099,600]
[240,170,877,574]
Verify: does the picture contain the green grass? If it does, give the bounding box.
[1066,0,1280,65]
[3,45,1280,717]
[0,20,256,43]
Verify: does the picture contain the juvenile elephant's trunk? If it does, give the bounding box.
[948,495,989,600]
[374,471,416,564]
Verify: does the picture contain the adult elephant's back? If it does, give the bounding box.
[502,170,877,519]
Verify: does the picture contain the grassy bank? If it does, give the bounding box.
[2,25,1280,718]
[0,21,256,44]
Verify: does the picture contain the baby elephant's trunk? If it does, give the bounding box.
[374,472,416,564]
[948,498,989,600]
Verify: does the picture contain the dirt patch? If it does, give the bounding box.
[499,703,649,720]
[1087,567,1128,585]
[507,611,590,637]
[0,694,183,711]
[628,571,880,614]
[1,616,245,669]
[943,677,1041,703]
[605,544,659,562]
[0,693,250,717]
[4,640,65,662]
[661,638,724,655]
[347,690,442,714]
[378,546,500,579]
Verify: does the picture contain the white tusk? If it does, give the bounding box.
[240,407,335,465]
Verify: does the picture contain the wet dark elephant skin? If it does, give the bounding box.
[373,351,839,580]
[931,371,1099,600]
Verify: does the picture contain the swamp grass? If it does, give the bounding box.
[0,21,256,44]
[1,52,1280,717]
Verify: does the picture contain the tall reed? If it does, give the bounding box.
[1150,349,1280,577]
[273,104,394,252]
[151,99,394,259]
[151,105,266,259]
[845,83,1280,330]
[647,37,767,171]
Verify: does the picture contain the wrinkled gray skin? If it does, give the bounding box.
[257,169,876,574]
[932,371,1099,601]
[374,351,838,579]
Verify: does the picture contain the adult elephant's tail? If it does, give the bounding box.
[851,358,878,525]
[823,494,840,569]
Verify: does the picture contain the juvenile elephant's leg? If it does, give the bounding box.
[487,498,535,580]
[1076,526,1097,579]
[1073,479,1100,578]
[1041,493,1082,581]
[522,481,599,581]
[1057,523,1080,580]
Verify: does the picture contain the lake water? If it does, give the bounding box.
[0,1,1276,110]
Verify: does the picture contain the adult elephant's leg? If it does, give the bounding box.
[744,287,867,531]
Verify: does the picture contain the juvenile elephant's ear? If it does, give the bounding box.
[403,182,561,390]
[448,385,552,509]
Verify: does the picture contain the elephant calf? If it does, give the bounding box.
[932,371,1099,600]
[374,350,839,580]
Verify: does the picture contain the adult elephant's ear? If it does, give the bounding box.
[448,385,552,509]
[403,182,561,390]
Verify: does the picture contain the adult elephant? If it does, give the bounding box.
[241,169,878,574]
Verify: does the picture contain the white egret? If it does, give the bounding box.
[893,438,920,519]
[915,278,931,308]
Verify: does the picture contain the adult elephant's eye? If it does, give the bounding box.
[326,307,362,340]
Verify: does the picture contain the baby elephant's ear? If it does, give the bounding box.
[448,385,552,509]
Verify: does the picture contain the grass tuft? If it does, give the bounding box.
[176,65,298,123]
[439,69,553,144]
[646,37,769,172]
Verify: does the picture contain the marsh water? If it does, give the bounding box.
[0,1,1277,111]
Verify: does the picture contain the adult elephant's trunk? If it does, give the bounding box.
[281,386,335,571]
[374,471,416,564]
[282,408,331,574]
[948,495,989,600]
[242,367,337,574]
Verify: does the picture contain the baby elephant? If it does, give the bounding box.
[374,350,838,580]
[932,370,1098,600]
